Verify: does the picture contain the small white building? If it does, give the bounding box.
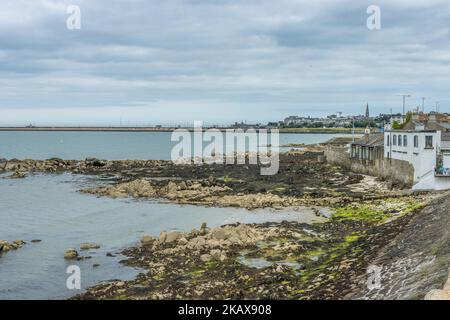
[384,129,441,182]
[390,115,404,126]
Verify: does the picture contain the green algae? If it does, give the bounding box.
[331,198,426,223]
[295,232,362,288]
[153,273,165,281]
[332,204,387,223]
[269,183,288,193]
[222,174,242,183]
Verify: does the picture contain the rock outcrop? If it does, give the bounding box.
[64,248,79,260]
[0,240,26,254]
[80,243,101,250]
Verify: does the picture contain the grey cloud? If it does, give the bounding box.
[0,0,450,125]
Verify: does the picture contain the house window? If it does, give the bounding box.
[398,135,402,146]
[403,135,407,147]
[393,135,397,145]
[414,135,418,148]
[386,135,390,146]
[425,136,433,148]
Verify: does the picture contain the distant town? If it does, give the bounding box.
[0,104,447,134]
[236,104,438,130]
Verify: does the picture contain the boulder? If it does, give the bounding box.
[160,231,183,243]
[210,249,226,261]
[85,158,106,167]
[1,244,12,252]
[64,248,79,260]
[200,222,208,235]
[80,243,100,250]
[0,240,25,252]
[11,240,26,248]
[48,157,64,163]
[0,240,11,252]
[211,229,228,240]
[178,181,187,190]
[200,254,212,262]
[140,235,155,245]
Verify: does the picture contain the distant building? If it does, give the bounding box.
[388,113,404,126]
[365,103,370,119]
[283,116,304,126]
[231,121,260,129]
[282,114,352,128]
[350,127,384,164]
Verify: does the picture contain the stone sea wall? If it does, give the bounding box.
[325,145,414,187]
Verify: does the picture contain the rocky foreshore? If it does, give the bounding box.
[74,192,437,300]
[3,150,448,300]
[0,157,167,176]
[1,152,390,209]
[80,178,353,209]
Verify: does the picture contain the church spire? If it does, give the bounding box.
[365,103,370,119]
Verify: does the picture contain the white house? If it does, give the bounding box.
[390,114,404,126]
[384,128,441,182]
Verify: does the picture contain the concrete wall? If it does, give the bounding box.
[325,145,414,186]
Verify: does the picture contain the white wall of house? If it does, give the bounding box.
[384,130,441,182]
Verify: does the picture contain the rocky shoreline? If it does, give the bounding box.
[2,150,449,300]
[74,193,437,300]
[1,151,398,210]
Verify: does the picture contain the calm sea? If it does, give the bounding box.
[0,131,350,160]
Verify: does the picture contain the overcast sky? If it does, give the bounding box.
[1,0,450,125]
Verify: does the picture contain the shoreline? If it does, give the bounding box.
[74,193,439,300]
[1,150,448,300]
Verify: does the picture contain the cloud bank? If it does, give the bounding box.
[1,0,449,125]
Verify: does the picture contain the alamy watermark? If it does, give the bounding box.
[66,5,81,30]
[171,121,279,175]
[367,5,381,30]
[66,265,81,290]
[64,5,381,32]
